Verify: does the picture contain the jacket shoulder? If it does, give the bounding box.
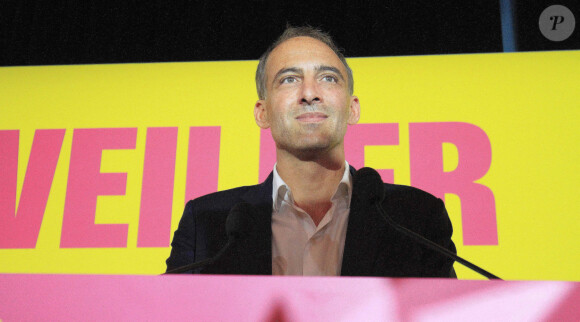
[383,183,440,203]
[186,184,259,212]
[380,182,447,230]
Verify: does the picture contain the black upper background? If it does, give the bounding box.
[0,1,578,66]
[513,0,580,51]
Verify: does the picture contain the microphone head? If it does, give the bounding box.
[353,167,385,204]
[225,202,255,240]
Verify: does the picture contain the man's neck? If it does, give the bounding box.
[276,149,346,226]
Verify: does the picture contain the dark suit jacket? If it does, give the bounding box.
[166,168,456,277]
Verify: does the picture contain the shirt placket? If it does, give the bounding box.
[302,203,336,275]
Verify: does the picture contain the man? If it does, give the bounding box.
[166,26,456,277]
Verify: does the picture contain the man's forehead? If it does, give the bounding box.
[266,36,345,75]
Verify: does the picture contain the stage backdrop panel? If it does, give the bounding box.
[1,51,578,280]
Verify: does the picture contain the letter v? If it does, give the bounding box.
[0,129,65,248]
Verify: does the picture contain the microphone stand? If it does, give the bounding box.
[375,201,502,280]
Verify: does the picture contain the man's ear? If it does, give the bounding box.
[254,100,270,129]
[347,96,361,125]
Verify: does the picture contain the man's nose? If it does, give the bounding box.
[300,78,321,105]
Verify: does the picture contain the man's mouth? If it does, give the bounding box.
[296,112,328,123]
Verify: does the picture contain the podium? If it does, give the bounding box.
[1,274,578,320]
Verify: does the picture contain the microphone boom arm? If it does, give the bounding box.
[376,202,502,280]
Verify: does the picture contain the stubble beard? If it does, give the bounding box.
[274,107,346,161]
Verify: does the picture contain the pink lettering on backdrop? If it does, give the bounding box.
[344,123,399,183]
[259,124,399,182]
[61,128,137,248]
[185,127,220,202]
[0,130,65,248]
[137,127,178,247]
[409,122,498,245]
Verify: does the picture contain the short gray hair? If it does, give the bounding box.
[255,26,354,100]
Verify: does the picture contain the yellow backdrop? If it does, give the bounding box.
[1,51,578,280]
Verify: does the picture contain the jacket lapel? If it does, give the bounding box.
[235,173,274,275]
[340,187,387,276]
[341,166,389,276]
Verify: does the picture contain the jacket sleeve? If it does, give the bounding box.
[165,200,197,273]
[422,197,457,278]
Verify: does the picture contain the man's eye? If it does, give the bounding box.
[322,75,337,82]
[281,77,297,84]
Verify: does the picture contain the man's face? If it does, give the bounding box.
[254,36,360,156]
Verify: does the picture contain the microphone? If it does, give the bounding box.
[163,202,253,274]
[353,167,502,280]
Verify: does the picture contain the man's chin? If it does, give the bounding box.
[297,136,332,149]
[287,139,340,158]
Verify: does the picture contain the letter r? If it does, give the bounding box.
[410,122,498,245]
